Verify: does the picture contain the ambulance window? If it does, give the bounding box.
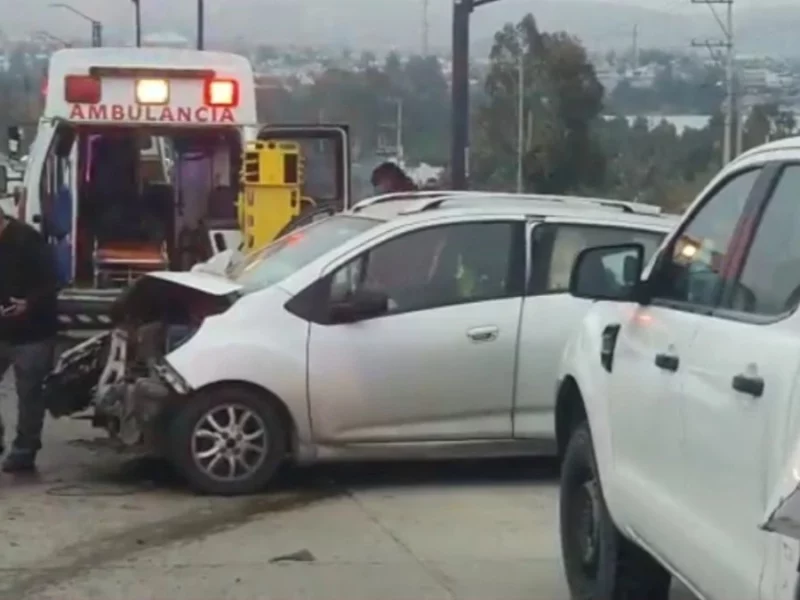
[298,138,337,202]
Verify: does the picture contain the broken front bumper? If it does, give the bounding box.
[45,327,192,452]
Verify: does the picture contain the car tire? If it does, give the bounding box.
[168,386,288,496]
[560,421,671,600]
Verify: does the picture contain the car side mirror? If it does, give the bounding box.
[569,243,645,301]
[329,288,389,323]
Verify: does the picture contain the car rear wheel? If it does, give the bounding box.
[169,386,287,495]
[560,421,671,600]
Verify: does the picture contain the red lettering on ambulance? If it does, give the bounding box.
[219,108,235,123]
[68,103,237,123]
[87,105,107,120]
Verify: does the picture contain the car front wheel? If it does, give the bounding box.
[169,386,288,495]
[559,421,670,600]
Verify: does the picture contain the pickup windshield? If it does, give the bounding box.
[230,215,381,292]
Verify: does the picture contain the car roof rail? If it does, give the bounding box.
[351,190,457,211]
[409,193,663,216]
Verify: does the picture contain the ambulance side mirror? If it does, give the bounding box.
[7,126,21,159]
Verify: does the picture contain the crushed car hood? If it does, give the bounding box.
[762,437,800,540]
[146,271,242,296]
[109,271,242,325]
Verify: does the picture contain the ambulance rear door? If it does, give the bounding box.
[255,124,350,211]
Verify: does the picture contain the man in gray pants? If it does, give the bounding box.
[0,206,59,472]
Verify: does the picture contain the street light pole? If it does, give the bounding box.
[516,44,525,193]
[132,0,141,47]
[450,0,503,189]
[197,0,205,50]
[50,3,102,47]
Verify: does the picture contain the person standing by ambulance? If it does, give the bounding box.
[0,205,59,473]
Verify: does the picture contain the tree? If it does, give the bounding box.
[471,14,605,193]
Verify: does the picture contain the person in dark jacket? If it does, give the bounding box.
[0,206,59,472]
[370,161,417,194]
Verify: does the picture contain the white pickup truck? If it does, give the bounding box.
[556,136,800,600]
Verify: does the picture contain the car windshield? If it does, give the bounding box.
[229,215,381,292]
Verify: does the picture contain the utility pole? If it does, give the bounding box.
[632,24,639,69]
[197,0,204,50]
[395,99,404,164]
[422,0,430,56]
[377,98,404,163]
[451,0,504,190]
[516,43,524,193]
[132,0,141,47]
[691,0,735,165]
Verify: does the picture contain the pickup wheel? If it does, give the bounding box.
[168,386,287,496]
[560,422,671,600]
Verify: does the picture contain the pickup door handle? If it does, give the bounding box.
[732,374,764,397]
[466,326,498,342]
[654,353,679,372]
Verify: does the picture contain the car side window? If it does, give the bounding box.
[529,223,664,295]
[330,221,521,315]
[652,168,761,308]
[721,164,800,316]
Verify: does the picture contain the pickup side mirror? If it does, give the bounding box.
[329,288,389,323]
[569,243,645,301]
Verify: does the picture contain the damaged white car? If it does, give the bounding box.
[44,191,674,495]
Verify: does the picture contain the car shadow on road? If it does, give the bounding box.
[71,455,561,496]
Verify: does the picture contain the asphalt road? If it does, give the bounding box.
[0,375,696,600]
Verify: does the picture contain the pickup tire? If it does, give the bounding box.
[560,421,671,600]
[168,386,287,496]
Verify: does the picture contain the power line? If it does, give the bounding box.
[690,0,735,165]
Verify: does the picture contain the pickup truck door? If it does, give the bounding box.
[679,162,800,600]
[608,165,767,571]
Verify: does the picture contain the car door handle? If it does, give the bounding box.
[467,326,498,342]
[732,374,764,397]
[654,353,679,372]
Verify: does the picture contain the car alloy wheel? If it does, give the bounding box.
[191,403,269,483]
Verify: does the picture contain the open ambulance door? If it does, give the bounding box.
[254,124,350,238]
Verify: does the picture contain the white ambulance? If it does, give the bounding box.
[11,47,258,334]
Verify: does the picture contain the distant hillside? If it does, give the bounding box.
[1,0,799,56]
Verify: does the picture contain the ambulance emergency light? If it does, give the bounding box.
[204,79,238,107]
[135,79,169,104]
